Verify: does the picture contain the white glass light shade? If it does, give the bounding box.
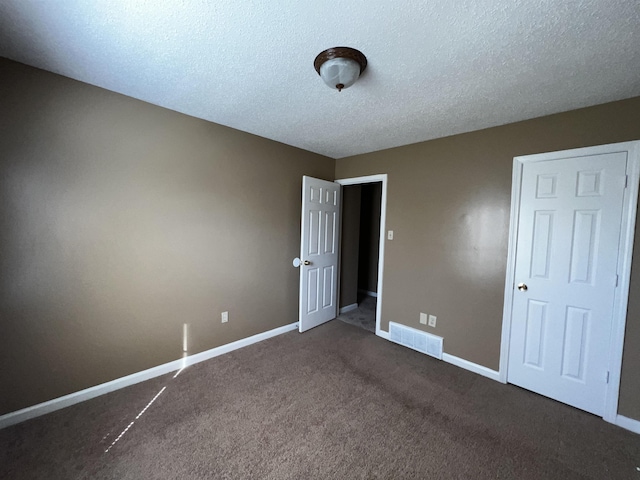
[319,57,361,91]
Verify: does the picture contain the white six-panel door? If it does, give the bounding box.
[508,152,627,416]
[298,176,341,333]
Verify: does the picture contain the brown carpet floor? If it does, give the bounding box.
[1,320,638,479]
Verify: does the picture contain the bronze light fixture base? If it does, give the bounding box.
[314,47,368,91]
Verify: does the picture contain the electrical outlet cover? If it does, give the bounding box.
[428,315,437,327]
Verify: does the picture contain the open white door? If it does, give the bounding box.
[296,176,341,333]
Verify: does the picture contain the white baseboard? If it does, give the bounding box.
[376,329,390,340]
[339,303,358,314]
[0,322,298,430]
[358,289,378,298]
[615,414,640,434]
[376,323,499,381]
[442,353,501,382]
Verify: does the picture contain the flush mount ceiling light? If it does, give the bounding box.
[314,47,367,92]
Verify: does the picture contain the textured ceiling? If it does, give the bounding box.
[1,1,639,159]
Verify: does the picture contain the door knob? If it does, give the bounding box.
[517,283,528,291]
[293,258,312,267]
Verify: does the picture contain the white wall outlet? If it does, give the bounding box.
[419,313,427,325]
[221,311,229,323]
[387,230,394,240]
[428,315,437,327]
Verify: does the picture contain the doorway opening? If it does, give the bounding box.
[336,179,383,334]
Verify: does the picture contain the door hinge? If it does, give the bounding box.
[615,274,619,287]
[606,371,610,384]
[625,175,629,188]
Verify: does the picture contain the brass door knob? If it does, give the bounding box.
[303,260,311,265]
[517,283,528,291]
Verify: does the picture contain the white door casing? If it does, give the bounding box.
[500,141,640,424]
[336,174,388,339]
[298,176,341,332]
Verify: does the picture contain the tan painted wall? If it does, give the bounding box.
[2,55,638,423]
[339,185,361,308]
[0,58,335,415]
[622,228,640,421]
[335,97,640,421]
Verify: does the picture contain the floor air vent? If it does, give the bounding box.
[389,322,443,359]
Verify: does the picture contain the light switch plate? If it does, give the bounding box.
[221,311,229,323]
[420,313,427,325]
[387,230,394,240]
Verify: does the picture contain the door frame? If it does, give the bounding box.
[335,174,388,339]
[499,141,640,424]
